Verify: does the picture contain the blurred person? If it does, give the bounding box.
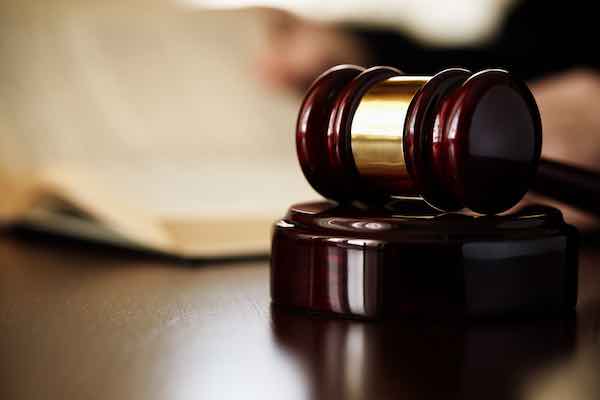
[257,0,600,228]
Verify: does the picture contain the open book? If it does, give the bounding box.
[0,2,315,258]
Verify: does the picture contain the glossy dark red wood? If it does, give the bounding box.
[329,66,406,199]
[405,68,471,211]
[296,65,364,200]
[296,65,543,214]
[297,65,406,202]
[439,69,542,214]
[271,199,578,318]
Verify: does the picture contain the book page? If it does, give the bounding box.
[0,1,317,256]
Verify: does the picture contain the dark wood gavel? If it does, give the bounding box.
[297,65,599,215]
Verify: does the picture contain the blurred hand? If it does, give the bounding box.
[526,69,600,229]
[532,69,600,168]
[256,8,370,91]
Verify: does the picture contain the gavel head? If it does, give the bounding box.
[296,65,542,214]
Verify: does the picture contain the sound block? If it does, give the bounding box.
[271,199,578,318]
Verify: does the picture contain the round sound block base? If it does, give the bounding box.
[271,200,578,319]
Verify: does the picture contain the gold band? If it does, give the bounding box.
[350,76,429,180]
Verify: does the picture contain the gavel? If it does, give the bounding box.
[297,65,599,215]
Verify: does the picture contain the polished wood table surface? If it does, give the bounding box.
[1,230,599,400]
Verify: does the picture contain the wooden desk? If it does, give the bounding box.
[1,231,599,400]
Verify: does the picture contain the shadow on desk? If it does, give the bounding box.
[5,227,270,266]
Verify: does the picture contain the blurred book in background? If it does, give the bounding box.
[0,1,315,257]
[0,0,513,257]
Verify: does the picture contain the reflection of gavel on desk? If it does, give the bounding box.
[271,65,584,319]
[296,65,599,215]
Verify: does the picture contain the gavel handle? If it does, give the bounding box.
[532,158,600,215]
